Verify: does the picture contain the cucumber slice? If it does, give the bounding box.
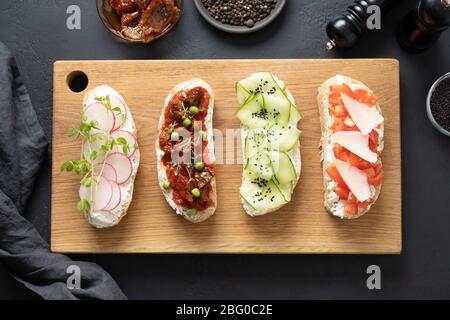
[235,94,293,128]
[247,152,274,181]
[289,104,302,124]
[244,129,259,161]
[266,124,301,152]
[274,180,293,202]
[236,82,251,105]
[268,151,297,185]
[244,125,300,161]
[263,93,290,126]
[235,94,268,129]
[236,73,299,128]
[240,170,287,212]
[238,72,286,98]
[244,128,272,160]
[238,72,294,116]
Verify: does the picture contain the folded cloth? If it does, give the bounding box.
[0,42,127,300]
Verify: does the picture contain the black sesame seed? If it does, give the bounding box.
[430,77,450,132]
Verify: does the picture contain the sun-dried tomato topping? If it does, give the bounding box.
[158,87,216,212]
[110,0,180,42]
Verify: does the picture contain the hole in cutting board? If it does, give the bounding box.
[67,71,88,93]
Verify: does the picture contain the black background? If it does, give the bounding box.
[1,0,450,300]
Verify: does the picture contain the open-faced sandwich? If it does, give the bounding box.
[156,79,217,223]
[235,72,302,216]
[318,75,384,219]
[61,85,140,228]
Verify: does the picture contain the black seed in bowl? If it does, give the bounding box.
[201,0,278,28]
[430,77,450,132]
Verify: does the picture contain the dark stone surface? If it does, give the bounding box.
[1,0,450,299]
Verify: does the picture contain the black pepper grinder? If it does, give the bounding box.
[398,0,450,51]
[326,0,404,50]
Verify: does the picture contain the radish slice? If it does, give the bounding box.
[93,163,117,182]
[111,130,137,157]
[93,177,113,211]
[104,181,122,211]
[79,184,91,201]
[105,153,133,184]
[83,133,108,163]
[84,103,116,134]
[79,177,113,211]
[110,96,128,131]
[94,177,114,211]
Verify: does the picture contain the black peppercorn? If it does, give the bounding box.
[201,0,277,28]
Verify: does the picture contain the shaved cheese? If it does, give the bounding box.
[341,93,384,135]
[335,159,371,202]
[331,131,378,163]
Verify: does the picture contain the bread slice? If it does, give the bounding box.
[318,75,384,219]
[82,85,140,228]
[156,79,217,223]
[238,74,302,216]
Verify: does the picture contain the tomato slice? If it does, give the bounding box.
[336,123,349,132]
[331,119,359,132]
[354,89,369,103]
[335,152,350,162]
[347,192,358,204]
[329,83,356,99]
[354,89,377,106]
[374,160,383,174]
[344,202,358,215]
[368,130,379,152]
[330,85,341,93]
[369,130,379,144]
[334,146,350,162]
[334,105,348,117]
[330,117,343,131]
[358,201,369,208]
[345,193,359,215]
[326,164,341,181]
[326,164,347,188]
[363,167,376,178]
[329,92,344,106]
[356,159,372,170]
[333,145,346,156]
[334,186,350,200]
[330,83,377,106]
[348,152,363,167]
[367,170,384,186]
[369,140,377,152]
[345,192,370,214]
[329,82,377,107]
[367,94,377,106]
[329,105,335,115]
[340,83,355,99]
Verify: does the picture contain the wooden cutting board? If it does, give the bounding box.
[51,59,401,254]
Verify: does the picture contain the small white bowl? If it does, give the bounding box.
[426,72,450,136]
